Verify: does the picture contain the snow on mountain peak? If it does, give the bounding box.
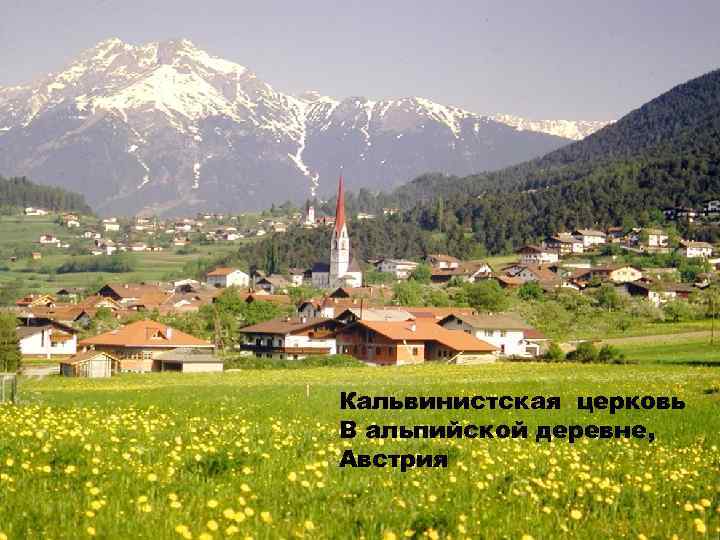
[489,113,613,140]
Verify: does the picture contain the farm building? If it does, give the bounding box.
[16,319,78,358]
[60,351,120,378]
[79,320,214,372]
[153,349,224,373]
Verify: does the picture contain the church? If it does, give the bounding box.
[311,176,363,289]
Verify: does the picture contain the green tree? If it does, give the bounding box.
[393,281,424,306]
[518,281,544,301]
[0,313,21,372]
[566,342,598,363]
[409,263,432,284]
[465,280,509,312]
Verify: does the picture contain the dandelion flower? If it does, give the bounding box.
[87,527,96,536]
[304,520,315,531]
[206,520,218,532]
[694,519,707,534]
[260,511,272,524]
[383,532,397,540]
[207,499,219,509]
[570,509,583,520]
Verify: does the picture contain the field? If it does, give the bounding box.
[1,363,718,539]
[0,215,240,292]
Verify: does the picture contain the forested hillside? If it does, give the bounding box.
[0,176,93,214]
[303,68,720,255]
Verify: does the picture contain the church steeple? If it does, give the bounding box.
[330,175,350,282]
[334,175,346,234]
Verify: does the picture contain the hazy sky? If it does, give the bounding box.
[1,0,719,120]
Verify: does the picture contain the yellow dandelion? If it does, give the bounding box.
[694,519,707,534]
[260,511,272,524]
[87,526,96,536]
[223,508,236,520]
[206,520,218,532]
[522,535,534,540]
[287,472,297,482]
[570,509,583,520]
[685,502,695,512]
[304,520,315,531]
[207,499,219,509]
[383,531,397,540]
[700,499,711,508]
[147,473,158,482]
[198,533,213,540]
[240,483,251,492]
[427,529,440,540]
[226,525,239,536]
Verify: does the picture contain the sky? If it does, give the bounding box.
[1,0,719,120]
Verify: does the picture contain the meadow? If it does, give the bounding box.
[0,363,718,539]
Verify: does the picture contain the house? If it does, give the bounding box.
[30,306,93,327]
[39,234,60,245]
[60,351,120,378]
[79,320,214,372]
[426,254,460,269]
[643,228,669,249]
[130,243,148,252]
[605,227,626,243]
[16,294,56,308]
[103,221,121,232]
[255,274,291,294]
[623,281,695,306]
[65,219,80,228]
[679,240,713,259]
[56,287,84,302]
[544,234,584,256]
[16,320,78,358]
[571,265,643,286]
[573,229,607,248]
[83,231,102,240]
[288,268,306,287]
[503,264,561,287]
[152,348,224,373]
[97,283,166,305]
[239,317,340,359]
[207,267,250,288]
[24,207,48,216]
[334,307,415,324]
[335,320,497,365]
[375,258,418,279]
[430,261,493,284]
[438,313,540,357]
[517,245,559,266]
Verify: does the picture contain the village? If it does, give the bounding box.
[6,179,720,377]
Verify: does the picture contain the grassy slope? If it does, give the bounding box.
[1,364,717,539]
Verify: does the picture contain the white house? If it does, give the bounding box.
[65,219,80,228]
[104,222,120,232]
[517,245,559,266]
[438,313,538,357]
[206,267,250,288]
[25,207,49,216]
[17,322,78,358]
[375,258,419,279]
[573,229,607,248]
[644,228,669,248]
[680,240,713,258]
[39,234,60,245]
[426,254,461,269]
[239,318,340,360]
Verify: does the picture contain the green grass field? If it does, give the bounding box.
[612,336,720,364]
[1,363,718,539]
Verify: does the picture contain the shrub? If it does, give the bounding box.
[543,342,565,362]
[566,342,598,363]
[224,354,365,370]
[597,344,626,364]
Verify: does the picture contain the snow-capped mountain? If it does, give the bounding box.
[0,38,598,215]
[488,114,612,141]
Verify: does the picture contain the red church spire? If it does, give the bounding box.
[334,175,346,234]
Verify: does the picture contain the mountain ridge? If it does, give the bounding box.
[0,38,609,216]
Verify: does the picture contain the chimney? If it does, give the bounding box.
[166,326,173,339]
[410,323,416,332]
[301,316,307,323]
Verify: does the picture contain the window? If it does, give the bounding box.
[484,330,492,337]
[412,347,418,356]
[500,331,507,337]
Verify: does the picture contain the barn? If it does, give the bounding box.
[60,351,120,378]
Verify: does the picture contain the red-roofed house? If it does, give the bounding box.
[207,267,250,288]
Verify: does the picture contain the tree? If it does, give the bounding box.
[409,263,432,284]
[593,284,623,311]
[393,281,424,306]
[0,313,21,372]
[465,280,509,312]
[544,342,565,362]
[566,342,598,363]
[518,281,544,301]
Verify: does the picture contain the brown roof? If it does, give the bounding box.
[101,283,165,299]
[404,307,478,320]
[207,267,242,277]
[349,320,497,352]
[438,312,533,331]
[60,351,119,365]
[428,254,461,263]
[80,320,212,348]
[240,317,334,335]
[246,293,292,305]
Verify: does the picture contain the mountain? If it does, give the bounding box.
[399,68,720,252]
[0,38,601,216]
[488,114,612,141]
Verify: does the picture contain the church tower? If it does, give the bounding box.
[330,176,350,282]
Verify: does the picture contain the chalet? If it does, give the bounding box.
[239,317,340,359]
[375,258,418,279]
[438,313,539,357]
[103,221,121,232]
[571,265,643,286]
[65,219,80,228]
[426,254,460,270]
[573,229,607,248]
[255,274,291,294]
[643,228,669,249]
[96,283,167,305]
[60,351,119,378]
[16,294,56,308]
[605,227,626,243]
[79,320,214,372]
[679,240,713,259]
[504,264,561,287]
[544,234,584,256]
[623,281,695,306]
[430,261,493,284]
[206,267,250,288]
[334,307,415,324]
[56,287,84,302]
[24,207,48,216]
[39,234,60,245]
[704,200,720,216]
[83,231,102,240]
[288,268,306,287]
[517,245,559,266]
[16,319,78,358]
[30,306,93,327]
[335,320,497,365]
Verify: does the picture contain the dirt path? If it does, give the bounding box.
[600,331,713,346]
